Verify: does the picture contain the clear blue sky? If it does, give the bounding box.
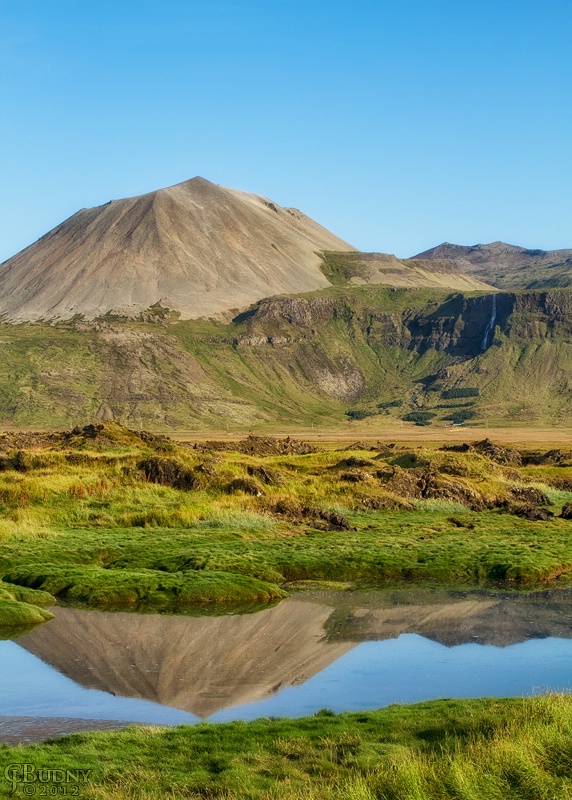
[1,0,570,262]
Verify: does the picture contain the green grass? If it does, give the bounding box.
[2,285,572,428]
[0,597,53,627]
[1,427,572,619]
[0,580,55,626]
[319,252,370,285]
[4,507,572,601]
[1,694,572,798]
[3,564,285,610]
[3,430,572,796]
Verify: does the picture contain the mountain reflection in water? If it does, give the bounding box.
[18,598,353,718]
[15,588,572,719]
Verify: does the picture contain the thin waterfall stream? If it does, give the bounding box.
[481,293,497,350]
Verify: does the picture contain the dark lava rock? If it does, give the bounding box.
[471,439,523,466]
[246,464,282,485]
[198,435,319,457]
[441,443,475,454]
[506,503,554,521]
[388,452,431,469]
[509,486,552,506]
[339,470,373,483]
[196,459,220,477]
[334,456,376,469]
[70,423,101,439]
[379,465,486,510]
[305,507,350,530]
[270,499,349,530]
[560,502,572,520]
[227,477,265,496]
[524,449,572,467]
[137,430,173,447]
[139,457,201,491]
[548,476,572,491]
[340,441,373,451]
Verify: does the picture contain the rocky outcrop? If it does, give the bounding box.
[239,289,572,361]
[139,457,201,490]
[237,296,338,328]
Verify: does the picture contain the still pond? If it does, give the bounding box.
[1,587,572,740]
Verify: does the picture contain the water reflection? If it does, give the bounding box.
[3,588,572,728]
[321,587,572,646]
[16,598,354,717]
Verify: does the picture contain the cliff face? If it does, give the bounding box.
[238,291,518,357]
[242,288,572,353]
[1,286,572,428]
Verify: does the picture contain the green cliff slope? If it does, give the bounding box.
[2,286,572,428]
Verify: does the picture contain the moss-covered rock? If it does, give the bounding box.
[0,581,56,628]
[0,582,56,607]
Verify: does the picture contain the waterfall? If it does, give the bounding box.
[481,294,497,351]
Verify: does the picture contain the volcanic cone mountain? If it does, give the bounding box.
[0,178,492,323]
[0,177,355,322]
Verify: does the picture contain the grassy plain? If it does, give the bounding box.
[172,425,572,448]
[1,422,572,624]
[1,694,572,798]
[2,423,572,797]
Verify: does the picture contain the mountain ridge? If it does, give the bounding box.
[0,178,571,427]
[413,241,572,290]
[2,284,572,428]
[0,177,490,323]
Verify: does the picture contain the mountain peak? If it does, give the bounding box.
[168,175,219,192]
[0,179,355,322]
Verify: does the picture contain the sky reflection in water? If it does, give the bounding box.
[1,589,572,725]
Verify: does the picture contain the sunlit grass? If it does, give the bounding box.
[2,694,572,799]
[1,434,572,620]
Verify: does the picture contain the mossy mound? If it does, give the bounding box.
[0,599,54,627]
[0,581,56,628]
[61,422,158,450]
[3,564,286,610]
[0,582,55,608]
[0,430,570,610]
